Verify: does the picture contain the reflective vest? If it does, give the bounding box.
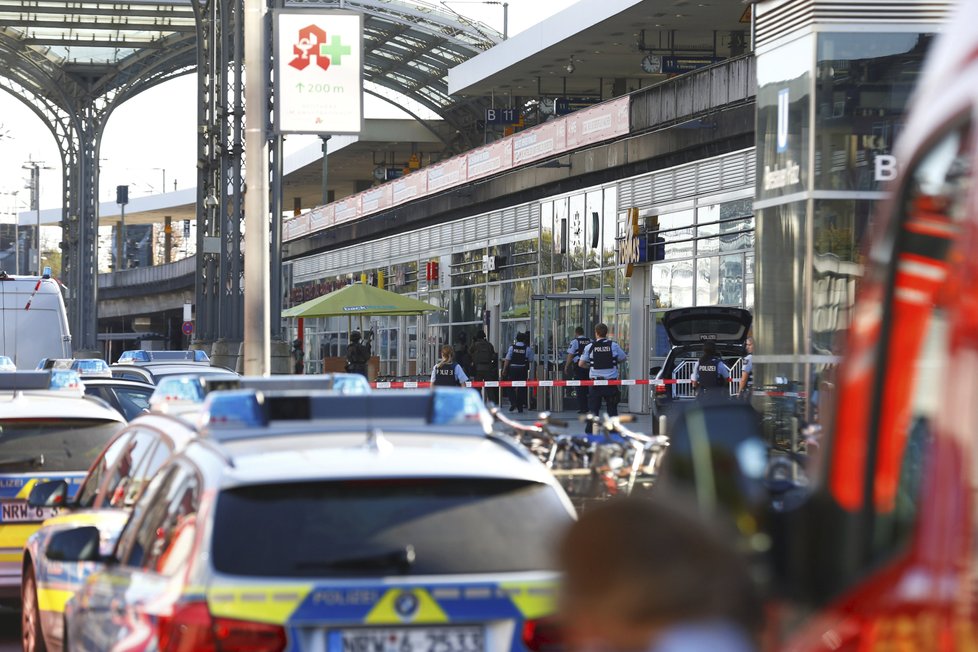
[589,339,616,370]
[434,362,459,386]
[509,342,528,367]
[571,336,591,362]
[697,355,724,394]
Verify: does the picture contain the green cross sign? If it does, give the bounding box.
[319,35,351,65]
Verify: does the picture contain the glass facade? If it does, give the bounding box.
[289,150,756,398]
[755,26,939,417]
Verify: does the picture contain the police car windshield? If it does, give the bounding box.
[212,478,571,578]
[0,419,124,473]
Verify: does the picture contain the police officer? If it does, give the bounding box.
[468,330,499,403]
[502,331,534,413]
[291,339,305,374]
[431,344,469,387]
[692,341,730,400]
[579,323,627,433]
[345,331,371,378]
[738,337,753,401]
[564,327,592,414]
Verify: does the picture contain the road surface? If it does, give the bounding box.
[0,610,18,651]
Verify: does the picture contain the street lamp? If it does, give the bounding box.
[22,159,54,275]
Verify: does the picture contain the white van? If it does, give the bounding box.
[0,272,72,368]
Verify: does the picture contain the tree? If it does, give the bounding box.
[42,247,62,278]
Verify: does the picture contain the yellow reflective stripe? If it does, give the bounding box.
[499,582,558,620]
[15,479,39,500]
[365,588,448,625]
[207,585,313,625]
[0,552,22,563]
[0,523,40,547]
[37,587,74,613]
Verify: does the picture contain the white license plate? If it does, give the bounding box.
[0,502,57,523]
[332,627,484,652]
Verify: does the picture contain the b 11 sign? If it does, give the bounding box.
[275,10,363,134]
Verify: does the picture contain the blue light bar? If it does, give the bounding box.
[48,370,83,392]
[199,390,267,429]
[117,350,210,364]
[197,387,492,440]
[0,356,15,372]
[71,359,112,377]
[150,375,241,413]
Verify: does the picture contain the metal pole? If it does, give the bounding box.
[120,204,126,269]
[243,0,270,375]
[321,135,331,205]
[34,165,41,275]
[503,2,508,39]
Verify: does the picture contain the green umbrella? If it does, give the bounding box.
[282,282,442,318]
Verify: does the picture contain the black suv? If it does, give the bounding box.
[652,306,752,420]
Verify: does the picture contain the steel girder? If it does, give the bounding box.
[0,26,197,350]
[192,0,245,343]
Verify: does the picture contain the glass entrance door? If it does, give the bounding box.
[530,294,600,412]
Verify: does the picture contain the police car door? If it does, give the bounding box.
[74,462,201,647]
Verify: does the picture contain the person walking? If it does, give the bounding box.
[738,337,753,401]
[564,326,592,414]
[579,323,627,433]
[431,344,469,387]
[692,341,730,401]
[502,331,534,413]
[454,332,474,377]
[291,339,305,374]
[345,331,371,378]
[468,330,499,404]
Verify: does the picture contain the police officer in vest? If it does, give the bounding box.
[692,341,730,400]
[431,344,469,387]
[564,327,592,414]
[502,331,534,413]
[469,330,499,404]
[579,323,627,433]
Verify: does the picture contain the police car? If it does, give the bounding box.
[651,307,752,419]
[110,349,235,385]
[0,371,126,605]
[22,374,369,651]
[60,388,574,652]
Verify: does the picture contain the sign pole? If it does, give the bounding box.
[243,0,270,375]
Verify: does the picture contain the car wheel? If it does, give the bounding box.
[22,565,48,652]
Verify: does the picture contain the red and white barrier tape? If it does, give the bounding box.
[369,378,807,398]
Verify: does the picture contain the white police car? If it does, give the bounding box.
[59,388,574,652]
[0,371,126,605]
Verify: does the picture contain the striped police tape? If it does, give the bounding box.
[369,378,805,398]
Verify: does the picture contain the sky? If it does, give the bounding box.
[0,0,574,218]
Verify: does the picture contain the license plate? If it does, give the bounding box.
[1,502,57,523]
[331,626,484,652]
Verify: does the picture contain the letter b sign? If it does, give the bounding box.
[874,155,898,182]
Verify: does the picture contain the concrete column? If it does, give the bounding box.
[164,216,172,264]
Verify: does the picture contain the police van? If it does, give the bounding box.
[0,271,72,369]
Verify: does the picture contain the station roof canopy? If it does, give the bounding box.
[0,0,500,147]
[448,0,751,97]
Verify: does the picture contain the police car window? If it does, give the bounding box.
[870,119,972,560]
[97,430,156,508]
[0,419,123,475]
[112,387,152,420]
[121,464,192,568]
[75,432,133,508]
[212,478,573,577]
[117,437,173,508]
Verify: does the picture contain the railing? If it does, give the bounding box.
[629,54,755,132]
[97,256,195,289]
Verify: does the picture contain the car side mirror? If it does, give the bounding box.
[46,526,103,563]
[28,480,68,508]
